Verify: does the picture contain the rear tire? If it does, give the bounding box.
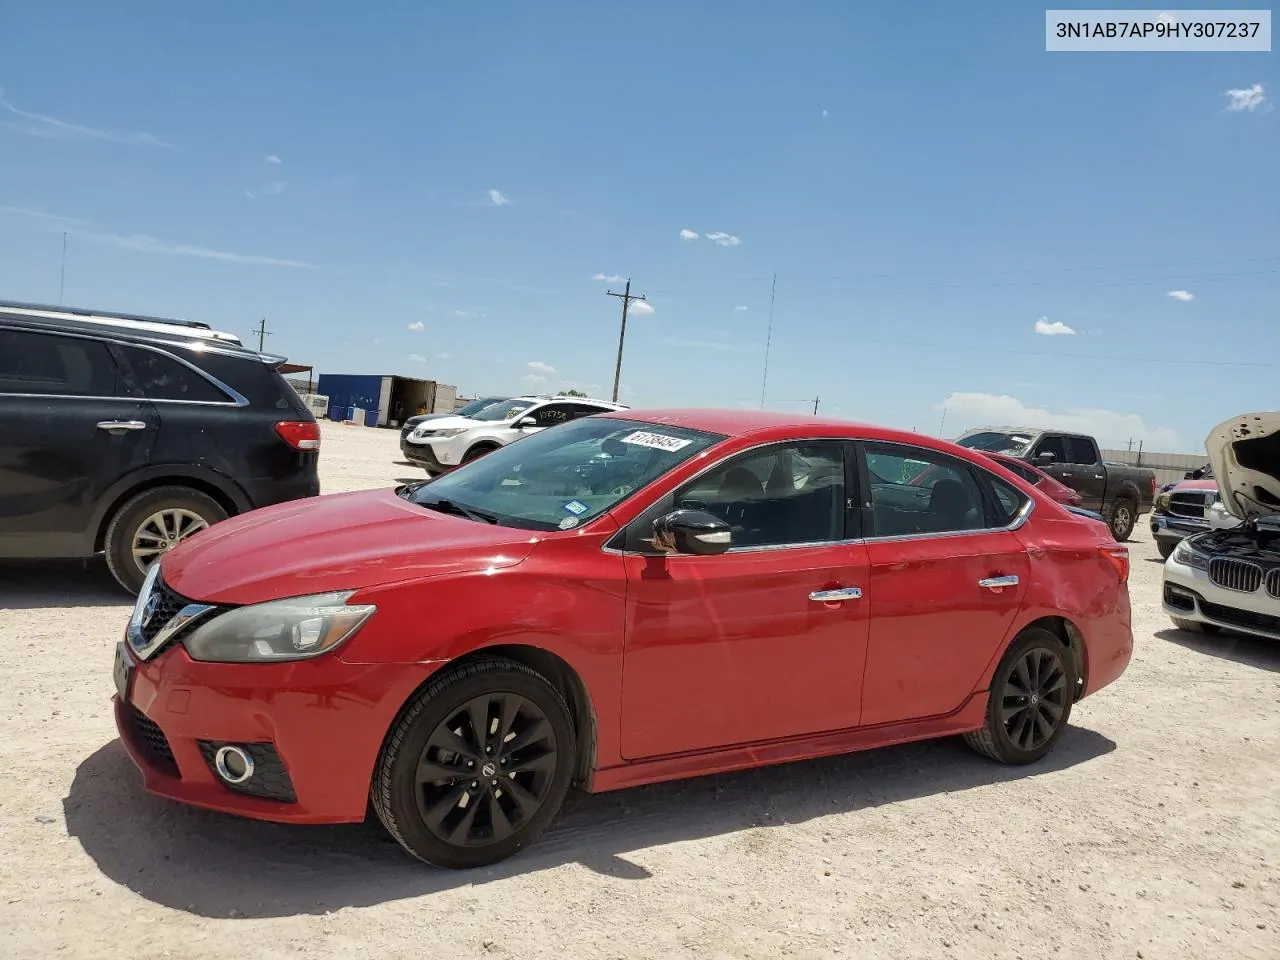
[104,486,227,594]
[965,628,1076,765]
[371,657,576,869]
[1107,498,1137,541]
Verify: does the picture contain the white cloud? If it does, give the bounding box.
[409,353,426,362]
[527,361,556,374]
[0,89,177,149]
[1034,317,1076,336]
[0,205,314,267]
[937,392,1180,450]
[679,229,700,241]
[244,181,288,199]
[630,300,655,316]
[436,352,450,360]
[593,273,625,282]
[522,373,548,386]
[407,320,425,331]
[1225,83,1266,113]
[1166,290,1195,301]
[266,154,282,164]
[488,189,510,206]
[705,232,742,246]
[733,305,748,311]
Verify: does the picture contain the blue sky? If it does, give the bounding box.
[1,1,1275,453]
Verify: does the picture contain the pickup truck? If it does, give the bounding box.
[955,427,1156,541]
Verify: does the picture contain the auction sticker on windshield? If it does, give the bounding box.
[621,431,693,452]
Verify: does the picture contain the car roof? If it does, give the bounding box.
[601,407,985,450]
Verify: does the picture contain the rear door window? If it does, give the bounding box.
[120,347,231,403]
[0,329,117,396]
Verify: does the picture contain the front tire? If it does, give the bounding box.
[104,486,228,593]
[1157,540,1175,560]
[461,444,498,464]
[371,657,576,869]
[965,628,1076,765]
[1171,617,1220,636]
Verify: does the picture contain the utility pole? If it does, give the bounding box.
[59,232,67,304]
[607,279,645,403]
[253,317,270,352]
[760,272,777,408]
[813,396,820,415]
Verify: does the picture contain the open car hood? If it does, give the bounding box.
[1205,413,1280,521]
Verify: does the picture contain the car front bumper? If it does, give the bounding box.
[403,439,463,473]
[114,643,445,824]
[1162,556,1280,641]
[1150,511,1209,544]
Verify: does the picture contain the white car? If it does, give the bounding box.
[1162,412,1280,640]
[403,395,628,475]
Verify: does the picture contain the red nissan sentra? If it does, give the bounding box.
[112,410,1133,868]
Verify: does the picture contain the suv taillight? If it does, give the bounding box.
[275,421,321,451]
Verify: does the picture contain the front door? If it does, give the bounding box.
[620,440,870,759]
[0,328,158,556]
[858,443,1030,726]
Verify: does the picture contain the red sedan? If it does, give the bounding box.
[112,410,1133,869]
[983,452,1084,507]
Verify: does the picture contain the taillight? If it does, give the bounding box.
[1150,476,1157,497]
[275,420,321,451]
[1100,544,1129,584]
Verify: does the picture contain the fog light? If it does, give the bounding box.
[213,745,255,784]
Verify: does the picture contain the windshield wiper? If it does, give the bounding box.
[419,498,500,524]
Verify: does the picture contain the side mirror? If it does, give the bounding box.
[1034,451,1056,466]
[652,509,732,556]
[515,417,537,429]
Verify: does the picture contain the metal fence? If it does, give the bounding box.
[1101,448,1208,489]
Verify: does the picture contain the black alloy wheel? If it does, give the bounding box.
[372,657,576,869]
[965,628,1076,765]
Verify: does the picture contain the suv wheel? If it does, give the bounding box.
[104,486,228,593]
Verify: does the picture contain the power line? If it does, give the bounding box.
[606,279,645,403]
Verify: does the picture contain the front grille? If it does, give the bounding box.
[1163,584,1195,612]
[122,703,180,778]
[1199,600,1280,637]
[1169,492,1211,519]
[197,741,297,803]
[1268,568,1280,601]
[137,575,194,647]
[1209,557,1263,593]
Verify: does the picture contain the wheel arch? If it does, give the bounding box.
[978,614,1088,703]
[382,643,599,787]
[463,439,503,459]
[91,467,249,552]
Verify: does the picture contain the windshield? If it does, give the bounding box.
[955,431,1034,456]
[455,396,509,417]
[408,417,723,531]
[471,398,536,422]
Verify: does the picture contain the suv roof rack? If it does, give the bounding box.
[0,299,244,346]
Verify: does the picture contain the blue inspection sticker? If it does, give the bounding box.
[563,500,589,516]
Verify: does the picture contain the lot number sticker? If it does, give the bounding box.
[621,431,693,453]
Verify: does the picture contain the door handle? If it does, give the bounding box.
[1094,474,1104,480]
[1060,473,1073,479]
[978,575,1020,590]
[809,586,862,602]
[96,420,147,432]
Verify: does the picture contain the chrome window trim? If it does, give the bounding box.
[0,323,250,406]
[601,434,1038,557]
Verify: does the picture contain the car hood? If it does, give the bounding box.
[406,414,485,436]
[1205,413,1280,520]
[160,489,539,605]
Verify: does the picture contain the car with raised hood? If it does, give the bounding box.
[955,427,1156,541]
[398,395,509,457]
[112,410,1133,869]
[402,394,627,475]
[1163,412,1280,640]
[0,300,320,593]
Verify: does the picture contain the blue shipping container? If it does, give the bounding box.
[316,374,383,423]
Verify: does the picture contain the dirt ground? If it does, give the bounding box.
[2,420,1277,960]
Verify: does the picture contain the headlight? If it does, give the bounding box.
[1172,538,1209,570]
[1156,493,1171,511]
[182,592,376,663]
[416,427,467,439]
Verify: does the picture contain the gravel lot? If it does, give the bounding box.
[2,420,1277,960]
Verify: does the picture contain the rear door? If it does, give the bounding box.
[858,442,1031,726]
[0,327,157,557]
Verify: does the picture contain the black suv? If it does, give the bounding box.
[0,300,321,592]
